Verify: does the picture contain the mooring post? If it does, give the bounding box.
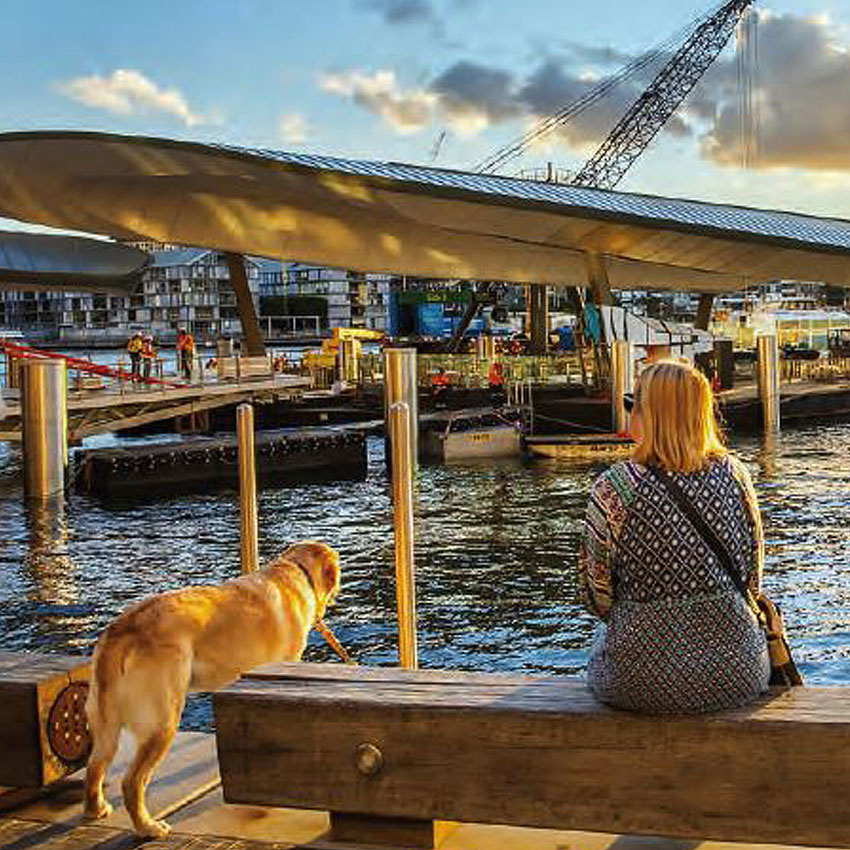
[236,403,259,572]
[757,334,781,433]
[389,400,418,669]
[611,339,634,434]
[21,359,67,499]
[383,348,418,469]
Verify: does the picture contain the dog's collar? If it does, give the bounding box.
[293,562,317,600]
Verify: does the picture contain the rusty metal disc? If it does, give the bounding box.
[47,682,91,764]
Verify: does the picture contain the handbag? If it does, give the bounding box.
[648,466,803,687]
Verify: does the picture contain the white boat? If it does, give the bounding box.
[424,424,523,461]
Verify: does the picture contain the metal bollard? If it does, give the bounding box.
[236,403,259,573]
[21,359,67,499]
[383,348,418,469]
[389,401,418,669]
[757,334,780,433]
[611,340,634,434]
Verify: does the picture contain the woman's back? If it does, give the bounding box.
[580,454,769,715]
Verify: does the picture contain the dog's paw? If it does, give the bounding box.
[83,801,113,821]
[137,819,171,839]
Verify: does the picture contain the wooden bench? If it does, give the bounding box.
[214,663,850,850]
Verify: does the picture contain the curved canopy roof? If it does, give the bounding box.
[0,130,849,292]
[0,229,148,294]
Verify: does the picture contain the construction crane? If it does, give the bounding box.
[476,0,755,186]
[456,1,756,356]
[573,0,754,189]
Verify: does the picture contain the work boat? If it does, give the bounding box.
[524,432,634,460]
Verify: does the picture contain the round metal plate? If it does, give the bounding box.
[47,682,91,764]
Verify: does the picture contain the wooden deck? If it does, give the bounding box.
[0,376,310,441]
[0,731,840,850]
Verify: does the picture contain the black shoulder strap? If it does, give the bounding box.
[646,465,749,600]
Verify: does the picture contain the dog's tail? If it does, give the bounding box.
[86,630,130,762]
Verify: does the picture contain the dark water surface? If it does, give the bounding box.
[1,425,849,729]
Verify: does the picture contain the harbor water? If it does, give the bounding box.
[1,424,849,730]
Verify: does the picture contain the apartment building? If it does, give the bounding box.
[56,249,263,343]
[273,263,391,329]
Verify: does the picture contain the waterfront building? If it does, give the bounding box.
[268,263,391,330]
[57,248,264,344]
[0,250,391,342]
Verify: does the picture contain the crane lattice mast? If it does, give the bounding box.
[572,0,754,189]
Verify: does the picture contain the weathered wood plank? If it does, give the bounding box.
[0,818,135,850]
[12,732,220,832]
[215,667,850,849]
[167,786,329,845]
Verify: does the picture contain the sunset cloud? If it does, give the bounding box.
[279,112,310,144]
[319,69,437,134]
[57,69,213,126]
[701,12,850,171]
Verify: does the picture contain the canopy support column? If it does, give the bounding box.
[527,285,549,356]
[695,293,715,330]
[584,253,612,387]
[226,253,266,357]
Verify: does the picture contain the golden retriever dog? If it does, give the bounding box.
[83,541,341,838]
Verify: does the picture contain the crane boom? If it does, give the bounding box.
[571,0,754,189]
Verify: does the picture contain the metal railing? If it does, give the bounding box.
[361,352,588,390]
[263,315,323,339]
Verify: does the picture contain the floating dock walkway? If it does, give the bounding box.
[0,376,310,442]
[74,429,367,496]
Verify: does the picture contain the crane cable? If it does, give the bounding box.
[736,6,760,168]
[474,0,736,176]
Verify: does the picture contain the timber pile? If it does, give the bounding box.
[73,429,367,496]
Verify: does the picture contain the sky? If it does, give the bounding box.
[3,0,850,222]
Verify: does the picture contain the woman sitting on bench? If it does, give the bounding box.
[578,359,770,714]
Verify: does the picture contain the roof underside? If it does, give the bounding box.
[0,229,149,294]
[0,131,849,293]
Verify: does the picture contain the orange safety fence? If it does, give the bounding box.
[0,338,186,389]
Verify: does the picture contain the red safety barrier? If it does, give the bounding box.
[0,339,186,388]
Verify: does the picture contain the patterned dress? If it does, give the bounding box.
[578,454,770,714]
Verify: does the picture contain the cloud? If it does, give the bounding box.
[57,69,212,126]
[318,43,694,152]
[279,113,310,144]
[319,69,437,134]
[700,12,850,171]
[361,0,436,26]
[431,61,520,136]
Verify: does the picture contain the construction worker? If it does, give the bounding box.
[127,331,143,379]
[430,367,451,408]
[176,328,195,381]
[488,360,506,407]
[141,334,156,380]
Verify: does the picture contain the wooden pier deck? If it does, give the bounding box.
[0,731,838,850]
[0,376,310,442]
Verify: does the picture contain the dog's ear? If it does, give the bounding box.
[322,551,341,597]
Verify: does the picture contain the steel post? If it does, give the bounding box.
[610,339,634,433]
[757,334,781,433]
[236,403,259,572]
[389,401,418,669]
[383,348,418,468]
[21,359,67,499]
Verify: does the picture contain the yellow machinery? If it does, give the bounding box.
[303,327,384,386]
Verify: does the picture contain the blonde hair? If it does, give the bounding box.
[631,359,726,473]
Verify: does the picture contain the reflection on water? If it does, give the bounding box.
[2,426,850,730]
